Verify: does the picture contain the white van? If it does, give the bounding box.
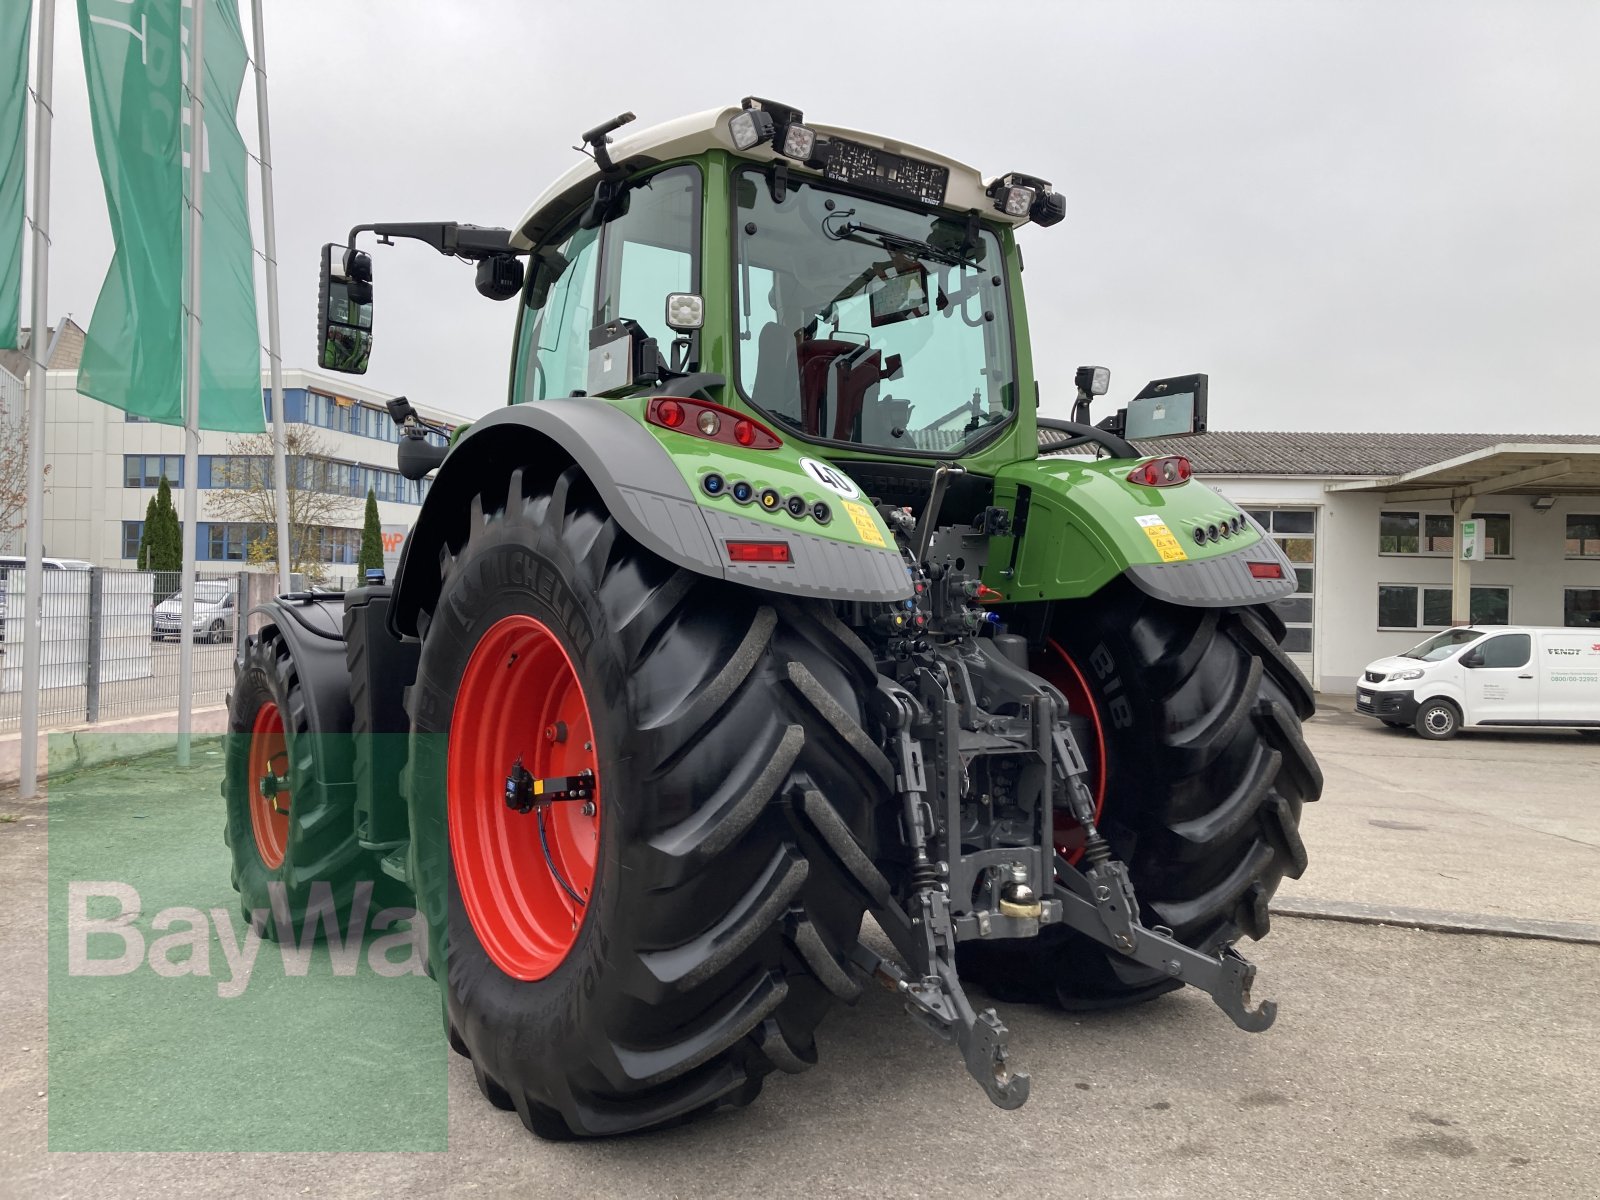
[1356,626,1600,740]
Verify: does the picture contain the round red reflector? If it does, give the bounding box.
[734,419,755,446]
[658,400,684,428]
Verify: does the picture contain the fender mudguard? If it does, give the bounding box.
[247,596,356,781]
[988,455,1299,609]
[389,399,911,637]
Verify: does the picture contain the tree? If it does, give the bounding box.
[148,476,182,571]
[0,384,48,541]
[203,427,360,584]
[358,487,384,575]
[135,495,158,568]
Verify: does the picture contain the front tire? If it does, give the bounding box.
[960,581,1322,1009]
[1414,698,1462,740]
[405,465,889,1138]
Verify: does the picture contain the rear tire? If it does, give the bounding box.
[959,581,1322,1010]
[404,464,889,1138]
[222,626,370,939]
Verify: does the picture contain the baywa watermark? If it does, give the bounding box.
[67,881,428,999]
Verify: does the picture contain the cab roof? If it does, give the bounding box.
[510,105,1029,251]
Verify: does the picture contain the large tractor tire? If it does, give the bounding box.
[404,464,890,1139]
[960,580,1322,1009]
[222,625,371,940]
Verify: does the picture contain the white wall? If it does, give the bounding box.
[1206,474,1600,693]
[33,367,461,571]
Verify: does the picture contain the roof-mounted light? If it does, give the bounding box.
[780,123,817,162]
[986,173,1066,227]
[728,108,774,151]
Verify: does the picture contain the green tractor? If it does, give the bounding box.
[224,100,1321,1138]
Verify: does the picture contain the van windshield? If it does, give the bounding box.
[1402,629,1485,661]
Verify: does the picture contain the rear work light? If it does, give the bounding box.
[1127,456,1192,487]
[646,396,782,450]
[726,540,792,564]
[1247,561,1284,580]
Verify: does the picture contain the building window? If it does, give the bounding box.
[1378,511,1510,557]
[198,522,270,562]
[124,412,151,424]
[1567,515,1600,558]
[121,521,143,559]
[1244,508,1316,657]
[123,454,184,488]
[1565,588,1600,628]
[1377,584,1511,630]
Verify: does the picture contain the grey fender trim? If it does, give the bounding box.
[245,597,356,779]
[390,400,911,635]
[1122,533,1299,608]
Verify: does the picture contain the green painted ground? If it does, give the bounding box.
[46,738,447,1151]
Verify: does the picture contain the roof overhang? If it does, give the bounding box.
[510,105,1027,251]
[1325,442,1600,503]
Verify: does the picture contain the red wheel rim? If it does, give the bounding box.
[448,614,601,982]
[247,702,290,869]
[1035,639,1107,866]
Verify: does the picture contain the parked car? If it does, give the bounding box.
[1356,625,1600,739]
[152,581,237,643]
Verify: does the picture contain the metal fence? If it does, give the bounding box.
[0,567,249,733]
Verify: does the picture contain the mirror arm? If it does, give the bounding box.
[345,222,520,262]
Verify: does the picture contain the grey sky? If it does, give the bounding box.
[33,0,1600,432]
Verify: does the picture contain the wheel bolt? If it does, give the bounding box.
[581,801,596,817]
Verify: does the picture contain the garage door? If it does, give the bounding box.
[1246,507,1316,683]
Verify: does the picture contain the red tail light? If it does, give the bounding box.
[1127,456,1192,487]
[726,540,792,563]
[647,397,781,449]
[1247,561,1284,580]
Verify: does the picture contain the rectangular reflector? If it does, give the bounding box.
[1247,561,1284,580]
[726,540,792,564]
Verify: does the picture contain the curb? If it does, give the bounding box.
[1274,896,1600,947]
[0,705,231,785]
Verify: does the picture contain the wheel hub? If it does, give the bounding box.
[448,614,602,982]
[247,703,291,868]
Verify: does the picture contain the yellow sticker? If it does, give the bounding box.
[843,500,887,548]
[1136,513,1188,562]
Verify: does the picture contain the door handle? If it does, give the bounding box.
[1518,674,1533,679]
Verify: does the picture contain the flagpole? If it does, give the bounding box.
[177,0,207,767]
[249,0,290,594]
[19,0,57,800]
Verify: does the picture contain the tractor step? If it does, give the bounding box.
[379,843,410,884]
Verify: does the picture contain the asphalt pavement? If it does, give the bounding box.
[1,704,1597,1198]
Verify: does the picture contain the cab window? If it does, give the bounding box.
[1474,634,1531,669]
[513,164,700,404]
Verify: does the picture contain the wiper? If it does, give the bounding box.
[824,214,981,269]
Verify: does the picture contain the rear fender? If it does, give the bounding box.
[247,596,355,786]
[389,399,911,637]
[986,456,1299,608]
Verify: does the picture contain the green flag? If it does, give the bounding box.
[195,0,264,432]
[77,0,263,431]
[77,0,186,423]
[1,4,34,351]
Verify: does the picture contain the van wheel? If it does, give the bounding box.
[1414,698,1461,740]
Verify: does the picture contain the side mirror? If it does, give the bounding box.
[1460,649,1483,668]
[1123,373,1208,440]
[318,242,374,375]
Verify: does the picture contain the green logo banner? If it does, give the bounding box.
[195,0,265,432]
[77,0,264,431]
[1,3,33,351]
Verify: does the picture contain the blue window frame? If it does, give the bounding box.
[123,454,184,487]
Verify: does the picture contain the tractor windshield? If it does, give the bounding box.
[733,168,1016,454]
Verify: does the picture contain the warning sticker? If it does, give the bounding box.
[843,500,887,548]
[1135,513,1188,562]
